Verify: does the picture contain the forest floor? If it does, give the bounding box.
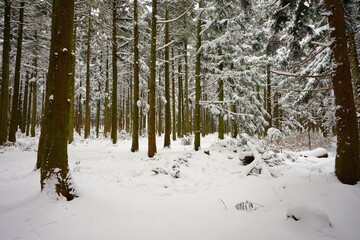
[0,133,359,240]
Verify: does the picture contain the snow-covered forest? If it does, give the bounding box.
[0,0,360,239]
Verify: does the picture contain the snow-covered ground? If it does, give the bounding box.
[0,134,359,240]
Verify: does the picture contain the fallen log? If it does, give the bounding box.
[239,151,255,165]
[240,141,272,177]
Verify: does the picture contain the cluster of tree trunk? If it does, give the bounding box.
[0,0,359,200]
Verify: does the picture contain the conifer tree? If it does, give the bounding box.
[84,6,92,139]
[38,0,76,200]
[164,6,171,148]
[194,0,203,151]
[148,0,158,157]
[9,1,25,142]
[131,0,140,152]
[218,47,224,140]
[184,40,190,136]
[31,77,37,137]
[171,48,177,141]
[0,0,11,145]
[111,0,118,144]
[68,19,77,143]
[104,48,110,136]
[21,72,30,133]
[324,0,360,184]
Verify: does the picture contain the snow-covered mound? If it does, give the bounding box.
[210,138,246,153]
[286,205,331,228]
[299,148,328,158]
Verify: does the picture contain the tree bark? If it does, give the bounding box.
[194,0,203,151]
[84,7,91,139]
[38,0,76,200]
[9,1,25,142]
[266,64,272,132]
[31,32,39,138]
[177,51,183,138]
[76,79,83,135]
[0,0,11,145]
[348,32,360,118]
[131,0,140,151]
[158,71,162,136]
[68,19,76,143]
[163,7,171,148]
[104,48,110,136]
[184,40,190,136]
[21,72,30,133]
[324,0,360,184]
[171,48,176,141]
[231,103,238,138]
[96,81,101,138]
[273,91,281,129]
[148,0,158,157]
[26,76,32,136]
[111,0,118,144]
[218,47,224,140]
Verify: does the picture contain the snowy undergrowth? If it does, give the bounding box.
[0,133,359,240]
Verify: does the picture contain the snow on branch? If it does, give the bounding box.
[199,100,235,105]
[320,11,332,17]
[278,3,291,11]
[289,33,330,69]
[289,45,327,69]
[157,2,194,24]
[156,40,175,52]
[311,41,333,47]
[282,86,334,92]
[270,69,331,78]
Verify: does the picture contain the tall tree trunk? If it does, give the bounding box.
[158,70,162,136]
[177,53,183,138]
[139,91,143,136]
[0,0,11,145]
[164,7,171,148]
[21,72,30,133]
[41,75,45,117]
[38,0,76,200]
[218,47,224,140]
[36,80,45,170]
[273,90,281,129]
[348,32,360,117]
[104,48,110,136]
[31,79,37,137]
[76,79,83,135]
[9,1,25,142]
[31,32,39,138]
[231,104,238,138]
[194,0,203,151]
[266,64,272,132]
[127,83,131,133]
[171,48,176,141]
[184,40,190,136]
[96,81,101,138]
[148,0,158,157]
[68,20,77,143]
[84,8,91,139]
[111,0,118,144]
[131,0,139,151]
[18,80,23,130]
[26,83,32,136]
[325,0,360,184]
